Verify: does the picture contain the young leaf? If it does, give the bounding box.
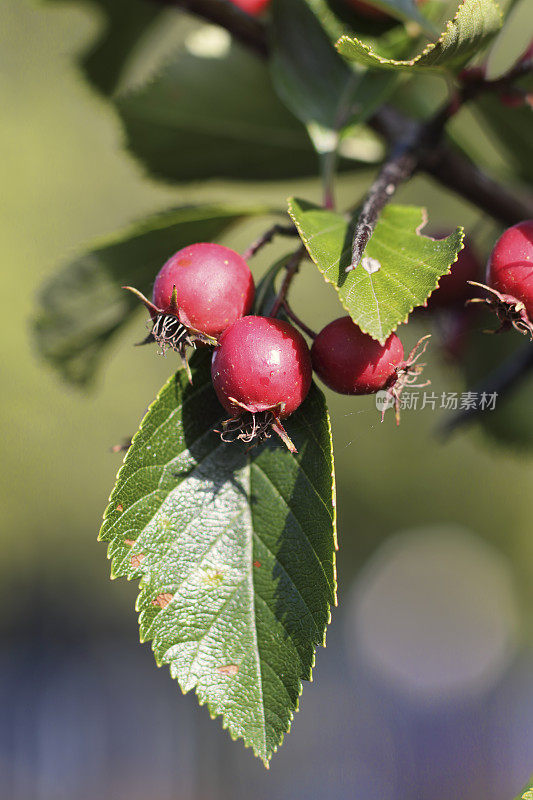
[40,0,163,94]
[254,256,292,316]
[289,198,464,342]
[270,0,400,140]
[33,204,264,386]
[337,0,502,72]
[99,351,337,765]
[115,38,320,182]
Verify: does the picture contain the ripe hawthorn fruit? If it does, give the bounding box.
[425,235,480,310]
[468,220,533,338]
[124,243,255,377]
[311,316,430,423]
[211,316,312,453]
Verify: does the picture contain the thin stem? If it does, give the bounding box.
[281,301,317,339]
[242,222,298,261]
[440,343,533,437]
[270,245,307,318]
[321,148,339,211]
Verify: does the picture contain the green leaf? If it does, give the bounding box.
[33,204,264,387]
[270,0,399,137]
[254,256,291,316]
[289,198,464,342]
[473,95,533,185]
[40,0,163,94]
[514,775,533,800]
[336,0,502,72]
[99,351,337,764]
[115,38,320,182]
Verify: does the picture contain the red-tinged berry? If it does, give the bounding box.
[124,243,255,378]
[311,316,404,395]
[229,0,271,15]
[311,316,430,423]
[211,316,312,453]
[467,221,533,338]
[433,309,473,362]
[426,235,481,310]
[152,243,254,336]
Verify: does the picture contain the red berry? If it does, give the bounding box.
[487,221,533,319]
[426,235,481,310]
[211,316,312,452]
[311,316,404,395]
[229,0,271,15]
[153,243,254,338]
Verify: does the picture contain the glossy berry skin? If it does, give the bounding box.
[311,316,404,395]
[487,221,533,318]
[229,0,271,16]
[211,316,312,418]
[426,235,480,310]
[152,243,254,338]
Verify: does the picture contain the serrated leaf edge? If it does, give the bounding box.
[99,370,337,766]
[288,197,465,343]
[336,0,503,72]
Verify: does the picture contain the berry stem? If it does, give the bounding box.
[280,301,317,340]
[242,222,298,261]
[270,245,307,318]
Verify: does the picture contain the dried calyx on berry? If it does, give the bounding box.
[311,316,430,424]
[467,220,533,339]
[123,284,217,380]
[211,316,312,453]
[124,243,255,380]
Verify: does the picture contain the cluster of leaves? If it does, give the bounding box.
[35,0,532,767]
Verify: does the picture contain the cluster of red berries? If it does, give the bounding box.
[125,219,532,452]
[125,243,312,453]
[125,242,426,452]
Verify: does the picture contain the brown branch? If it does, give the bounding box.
[242,222,298,261]
[440,342,533,437]
[422,144,533,226]
[369,105,533,228]
[347,143,419,271]
[149,0,268,58]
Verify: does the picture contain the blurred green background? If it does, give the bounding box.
[1,0,532,797]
